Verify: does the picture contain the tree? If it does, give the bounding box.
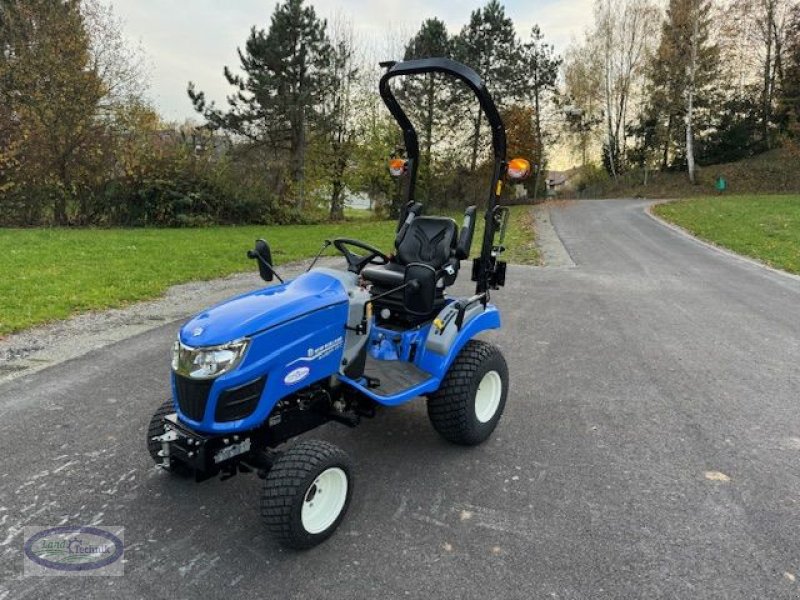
[561,40,605,167]
[349,47,405,217]
[685,0,700,183]
[82,0,148,111]
[188,0,331,208]
[397,18,451,201]
[453,0,523,172]
[0,17,20,199]
[695,92,763,163]
[316,20,359,221]
[783,5,800,138]
[502,105,541,196]
[646,0,718,179]
[0,0,105,224]
[592,0,660,179]
[350,114,400,217]
[728,0,794,148]
[521,25,562,197]
[0,104,22,199]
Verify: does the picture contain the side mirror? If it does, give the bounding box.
[247,239,275,282]
[404,263,437,316]
[507,158,531,182]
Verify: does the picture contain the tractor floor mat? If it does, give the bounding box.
[363,356,432,397]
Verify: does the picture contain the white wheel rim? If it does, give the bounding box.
[301,467,348,535]
[475,370,502,423]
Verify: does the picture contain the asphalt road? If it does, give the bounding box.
[2,199,800,599]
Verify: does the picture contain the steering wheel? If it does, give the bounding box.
[332,238,389,273]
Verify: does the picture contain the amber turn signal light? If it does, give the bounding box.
[507,158,531,181]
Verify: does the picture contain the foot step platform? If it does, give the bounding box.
[363,356,431,397]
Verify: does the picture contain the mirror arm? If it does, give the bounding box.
[247,250,284,284]
[307,240,332,272]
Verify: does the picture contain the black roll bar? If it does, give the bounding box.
[379,57,509,296]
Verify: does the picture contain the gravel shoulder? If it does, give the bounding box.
[532,201,576,268]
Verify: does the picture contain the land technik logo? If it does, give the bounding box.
[23,526,124,576]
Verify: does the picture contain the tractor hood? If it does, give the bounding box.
[179,271,349,347]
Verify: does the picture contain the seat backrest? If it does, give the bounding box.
[396,216,458,269]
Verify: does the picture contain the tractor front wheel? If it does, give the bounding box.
[146,399,190,476]
[427,340,509,445]
[261,440,353,550]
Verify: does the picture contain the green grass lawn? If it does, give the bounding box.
[654,195,800,274]
[0,205,537,335]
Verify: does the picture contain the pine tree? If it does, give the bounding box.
[647,0,718,179]
[782,5,800,139]
[453,0,523,172]
[397,18,451,201]
[188,0,331,207]
[521,25,561,198]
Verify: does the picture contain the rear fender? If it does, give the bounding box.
[416,304,500,379]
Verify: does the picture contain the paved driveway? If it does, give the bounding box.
[2,199,799,599]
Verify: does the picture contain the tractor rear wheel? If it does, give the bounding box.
[426,340,508,445]
[261,440,353,550]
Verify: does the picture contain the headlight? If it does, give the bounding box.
[172,338,250,380]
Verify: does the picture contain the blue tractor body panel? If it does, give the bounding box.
[174,272,349,435]
[180,271,348,347]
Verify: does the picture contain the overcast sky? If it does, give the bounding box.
[104,0,594,123]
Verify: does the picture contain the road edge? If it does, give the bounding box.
[644,200,800,284]
[532,203,576,268]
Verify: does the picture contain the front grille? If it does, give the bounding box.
[174,374,213,421]
[215,377,266,422]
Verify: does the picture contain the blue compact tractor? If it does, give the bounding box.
[147,58,531,549]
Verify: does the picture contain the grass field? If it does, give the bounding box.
[654,195,800,274]
[0,205,537,335]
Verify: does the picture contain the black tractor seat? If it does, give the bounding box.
[361,216,459,288]
[362,210,476,326]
